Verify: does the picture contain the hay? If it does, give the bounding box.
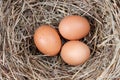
[0,0,120,80]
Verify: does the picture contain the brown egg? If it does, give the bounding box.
[60,41,90,66]
[34,25,61,56]
[59,15,90,40]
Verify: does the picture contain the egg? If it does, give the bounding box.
[59,15,90,40]
[60,41,90,66]
[34,25,61,56]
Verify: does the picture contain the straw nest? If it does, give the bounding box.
[0,0,120,80]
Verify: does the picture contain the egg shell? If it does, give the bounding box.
[60,41,90,66]
[34,25,61,56]
[59,15,90,40]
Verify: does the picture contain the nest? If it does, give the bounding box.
[0,0,120,80]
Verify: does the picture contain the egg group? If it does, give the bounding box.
[34,15,91,66]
